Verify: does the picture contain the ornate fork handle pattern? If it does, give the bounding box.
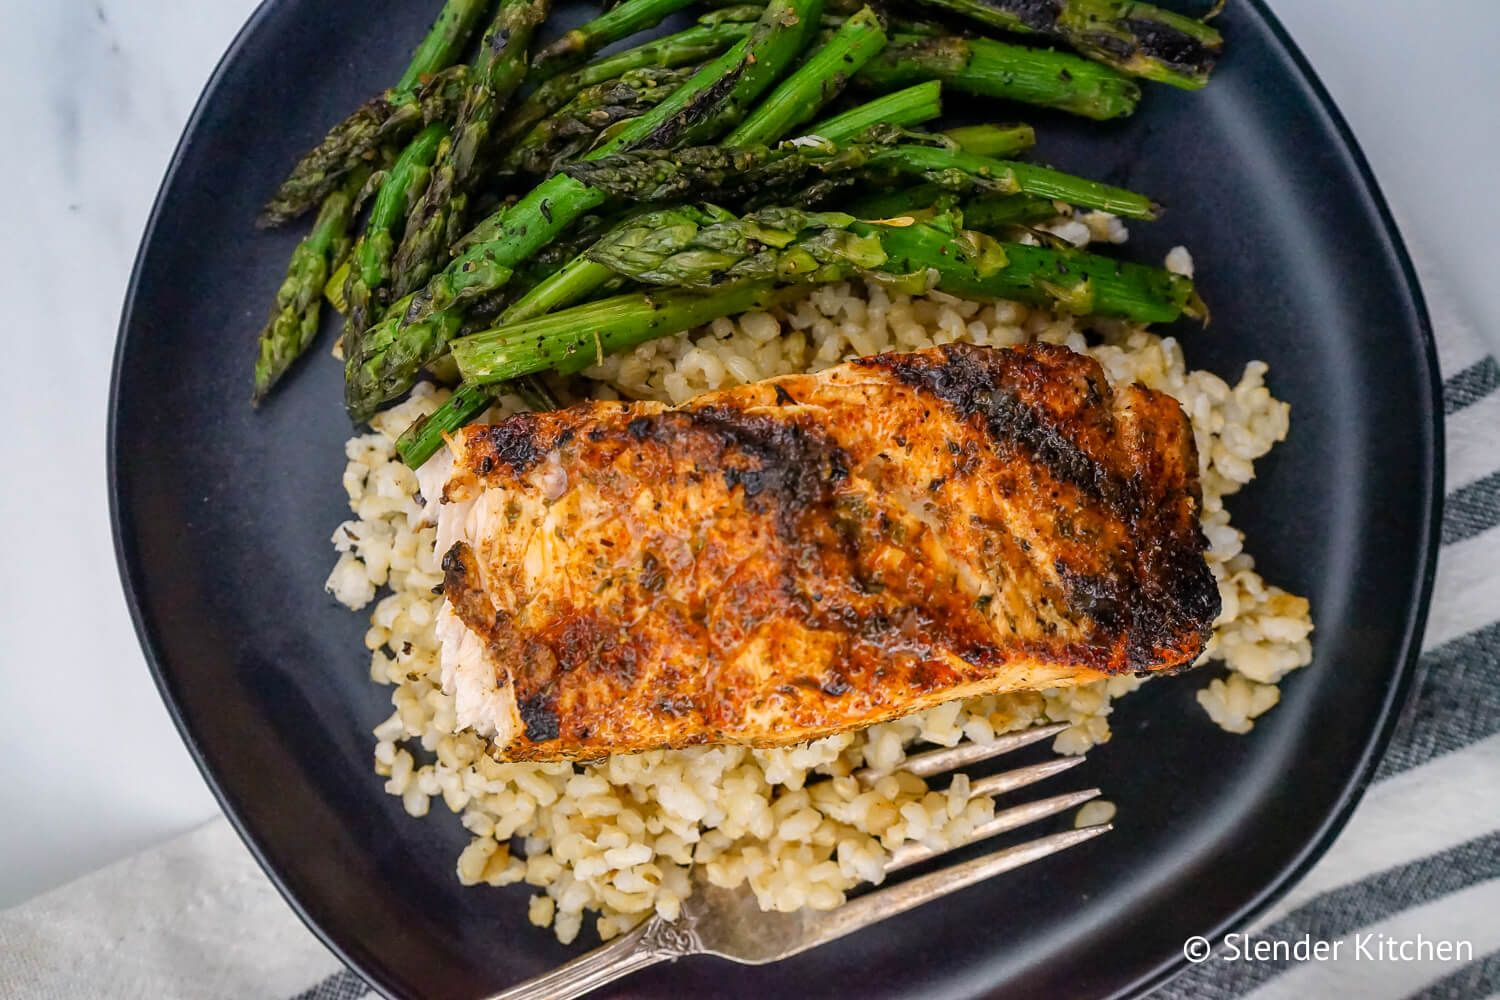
[486,915,700,1000]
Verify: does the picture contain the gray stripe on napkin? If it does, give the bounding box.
[1442,470,1500,546]
[1444,357,1500,414]
[291,968,369,1000]
[1403,947,1500,999]
[1375,620,1500,780]
[1158,832,1500,1000]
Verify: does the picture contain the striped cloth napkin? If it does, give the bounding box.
[2,267,1497,1000]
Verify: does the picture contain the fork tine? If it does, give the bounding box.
[793,825,1112,955]
[884,788,1102,873]
[967,754,1088,798]
[856,722,1071,784]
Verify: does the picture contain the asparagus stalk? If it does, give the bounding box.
[960,193,1063,230]
[804,80,941,143]
[502,67,694,176]
[847,185,1059,230]
[561,133,1156,218]
[452,282,807,384]
[258,0,489,226]
[345,0,824,420]
[582,202,1192,321]
[865,145,1158,219]
[395,0,495,93]
[258,67,468,229]
[504,257,626,323]
[900,0,1222,89]
[855,34,1140,121]
[396,382,498,468]
[560,131,891,205]
[530,0,701,79]
[491,20,753,153]
[451,213,1197,387]
[725,6,887,147]
[251,166,370,402]
[341,123,449,394]
[589,206,886,289]
[865,217,1198,319]
[506,207,635,290]
[943,123,1035,157]
[600,0,826,152]
[699,4,766,23]
[392,0,552,297]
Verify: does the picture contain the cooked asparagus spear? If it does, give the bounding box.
[345,0,824,420]
[396,381,499,468]
[610,0,826,151]
[396,0,495,93]
[855,34,1140,121]
[341,123,449,393]
[503,67,694,176]
[391,0,552,297]
[258,0,489,226]
[725,6,887,146]
[897,0,1222,89]
[257,67,468,230]
[561,132,1156,218]
[530,0,701,79]
[943,123,1035,157]
[583,203,1195,322]
[959,193,1063,230]
[559,133,884,205]
[805,80,942,142]
[852,216,1155,311]
[588,205,885,288]
[491,19,753,153]
[866,145,1158,219]
[452,282,807,385]
[450,216,1197,386]
[252,166,370,402]
[847,185,1058,230]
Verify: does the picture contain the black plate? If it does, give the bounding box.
[110,1,1442,996]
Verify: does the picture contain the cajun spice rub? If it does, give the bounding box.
[423,342,1219,760]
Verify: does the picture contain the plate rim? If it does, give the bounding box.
[107,1,1445,996]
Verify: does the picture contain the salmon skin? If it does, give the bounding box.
[422,342,1220,761]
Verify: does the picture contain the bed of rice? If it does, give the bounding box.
[324,220,1313,945]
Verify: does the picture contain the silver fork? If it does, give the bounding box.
[488,722,1110,1000]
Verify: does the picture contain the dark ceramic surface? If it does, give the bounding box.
[111,1,1441,996]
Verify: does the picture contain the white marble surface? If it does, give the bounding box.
[0,0,1496,910]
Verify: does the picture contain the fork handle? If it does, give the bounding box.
[484,916,683,1000]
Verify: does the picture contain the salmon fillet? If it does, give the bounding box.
[420,342,1219,761]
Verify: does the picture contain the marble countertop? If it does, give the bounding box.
[1,0,1496,909]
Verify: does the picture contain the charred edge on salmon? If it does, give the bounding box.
[872,343,1218,669]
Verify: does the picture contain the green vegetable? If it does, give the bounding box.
[530,0,701,79]
[725,6,888,147]
[344,0,825,420]
[894,0,1222,89]
[805,81,942,143]
[856,34,1141,121]
[252,166,369,401]
[258,0,489,226]
[391,0,552,296]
